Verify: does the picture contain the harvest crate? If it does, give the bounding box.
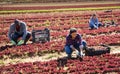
[85,45,111,56]
[32,28,50,43]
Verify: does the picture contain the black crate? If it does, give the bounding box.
[32,28,50,43]
[85,46,110,56]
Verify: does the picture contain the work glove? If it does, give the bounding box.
[11,40,16,45]
[80,51,84,57]
[76,50,84,58]
[76,50,80,56]
[17,40,24,45]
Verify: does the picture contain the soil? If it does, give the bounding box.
[0,45,119,66]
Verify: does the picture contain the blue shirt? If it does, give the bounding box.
[89,17,99,27]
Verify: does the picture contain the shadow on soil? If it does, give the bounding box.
[57,56,83,67]
[0,45,15,51]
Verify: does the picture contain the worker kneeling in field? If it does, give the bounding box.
[8,19,31,45]
[65,28,87,59]
[89,14,102,29]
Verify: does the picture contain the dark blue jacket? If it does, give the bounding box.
[66,34,82,48]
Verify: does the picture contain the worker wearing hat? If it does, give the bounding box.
[8,19,31,45]
[65,28,87,59]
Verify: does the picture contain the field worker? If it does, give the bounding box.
[65,28,87,59]
[8,19,31,45]
[89,14,102,29]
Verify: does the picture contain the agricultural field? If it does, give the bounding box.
[0,1,120,74]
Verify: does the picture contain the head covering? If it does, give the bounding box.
[92,14,96,17]
[14,19,20,25]
[69,28,77,34]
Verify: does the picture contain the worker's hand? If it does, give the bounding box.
[76,50,80,56]
[17,40,24,45]
[10,40,16,45]
[80,51,84,57]
[94,24,98,29]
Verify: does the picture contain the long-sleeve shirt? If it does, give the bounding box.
[8,21,27,40]
[89,17,99,27]
[66,34,82,48]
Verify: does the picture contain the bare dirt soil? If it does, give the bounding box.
[0,45,119,66]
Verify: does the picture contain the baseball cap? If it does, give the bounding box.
[69,28,77,34]
[14,19,20,25]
